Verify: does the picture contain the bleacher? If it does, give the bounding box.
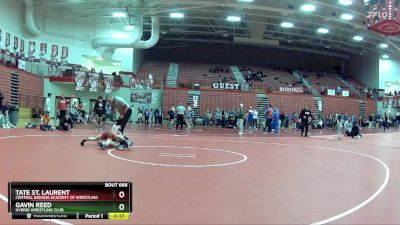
[241,66,302,92]
[306,73,357,96]
[135,61,170,88]
[177,63,236,88]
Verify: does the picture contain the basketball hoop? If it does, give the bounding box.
[365,0,400,36]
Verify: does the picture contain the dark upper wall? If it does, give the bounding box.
[345,52,379,89]
[147,44,343,73]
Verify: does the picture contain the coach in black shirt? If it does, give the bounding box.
[300,105,312,137]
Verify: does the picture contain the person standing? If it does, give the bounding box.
[57,94,71,128]
[238,104,244,135]
[106,96,132,133]
[94,96,106,131]
[383,112,390,132]
[337,114,343,140]
[265,105,273,133]
[273,106,280,134]
[186,107,194,129]
[44,93,52,114]
[248,107,254,131]
[175,103,186,130]
[300,105,312,137]
[253,109,258,130]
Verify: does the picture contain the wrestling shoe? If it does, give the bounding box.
[97,142,107,150]
[127,140,133,146]
[118,145,128,151]
[80,139,87,146]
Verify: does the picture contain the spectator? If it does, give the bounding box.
[58,114,73,131]
[94,96,106,131]
[337,114,343,140]
[186,107,194,129]
[253,109,259,129]
[144,109,150,125]
[40,112,54,131]
[4,110,15,128]
[344,118,353,136]
[44,93,52,114]
[383,112,390,132]
[57,94,71,127]
[137,110,144,124]
[0,91,4,110]
[0,111,4,128]
[300,105,311,137]
[105,102,112,122]
[176,103,186,130]
[265,104,273,133]
[237,104,244,135]
[32,108,40,118]
[216,108,222,127]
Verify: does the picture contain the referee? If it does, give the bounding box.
[300,104,312,137]
[106,96,132,133]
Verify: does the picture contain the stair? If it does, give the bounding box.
[188,90,201,121]
[359,100,366,118]
[293,70,320,97]
[256,93,269,120]
[10,71,19,106]
[231,66,248,91]
[336,76,361,98]
[313,96,324,119]
[166,63,179,88]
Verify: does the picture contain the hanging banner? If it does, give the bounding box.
[327,89,336,96]
[5,32,10,48]
[342,90,350,97]
[279,86,303,93]
[40,43,47,55]
[28,41,35,58]
[88,73,99,92]
[104,74,113,94]
[317,101,323,112]
[51,45,58,59]
[61,46,68,59]
[75,71,86,91]
[212,82,240,90]
[20,39,25,55]
[13,36,18,51]
[131,91,152,103]
[193,95,199,107]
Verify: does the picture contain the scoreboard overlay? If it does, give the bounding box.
[8,182,132,220]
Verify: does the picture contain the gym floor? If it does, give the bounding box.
[0,125,398,225]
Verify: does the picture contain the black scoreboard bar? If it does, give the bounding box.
[8,182,132,220]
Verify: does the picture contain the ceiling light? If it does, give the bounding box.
[238,0,254,2]
[380,43,388,48]
[280,22,294,28]
[227,16,241,22]
[112,62,121,66]
[353,35,363,41]
[340,13,353,20]
[300,4,316,12]
[382,54,389,59]
[112,32,130,38]
[339,0,353,6]
[170,12,184,18]
[96,57,103,60]
[317,28,329,34]
[125,25,135,31]
[112,12,126,17]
